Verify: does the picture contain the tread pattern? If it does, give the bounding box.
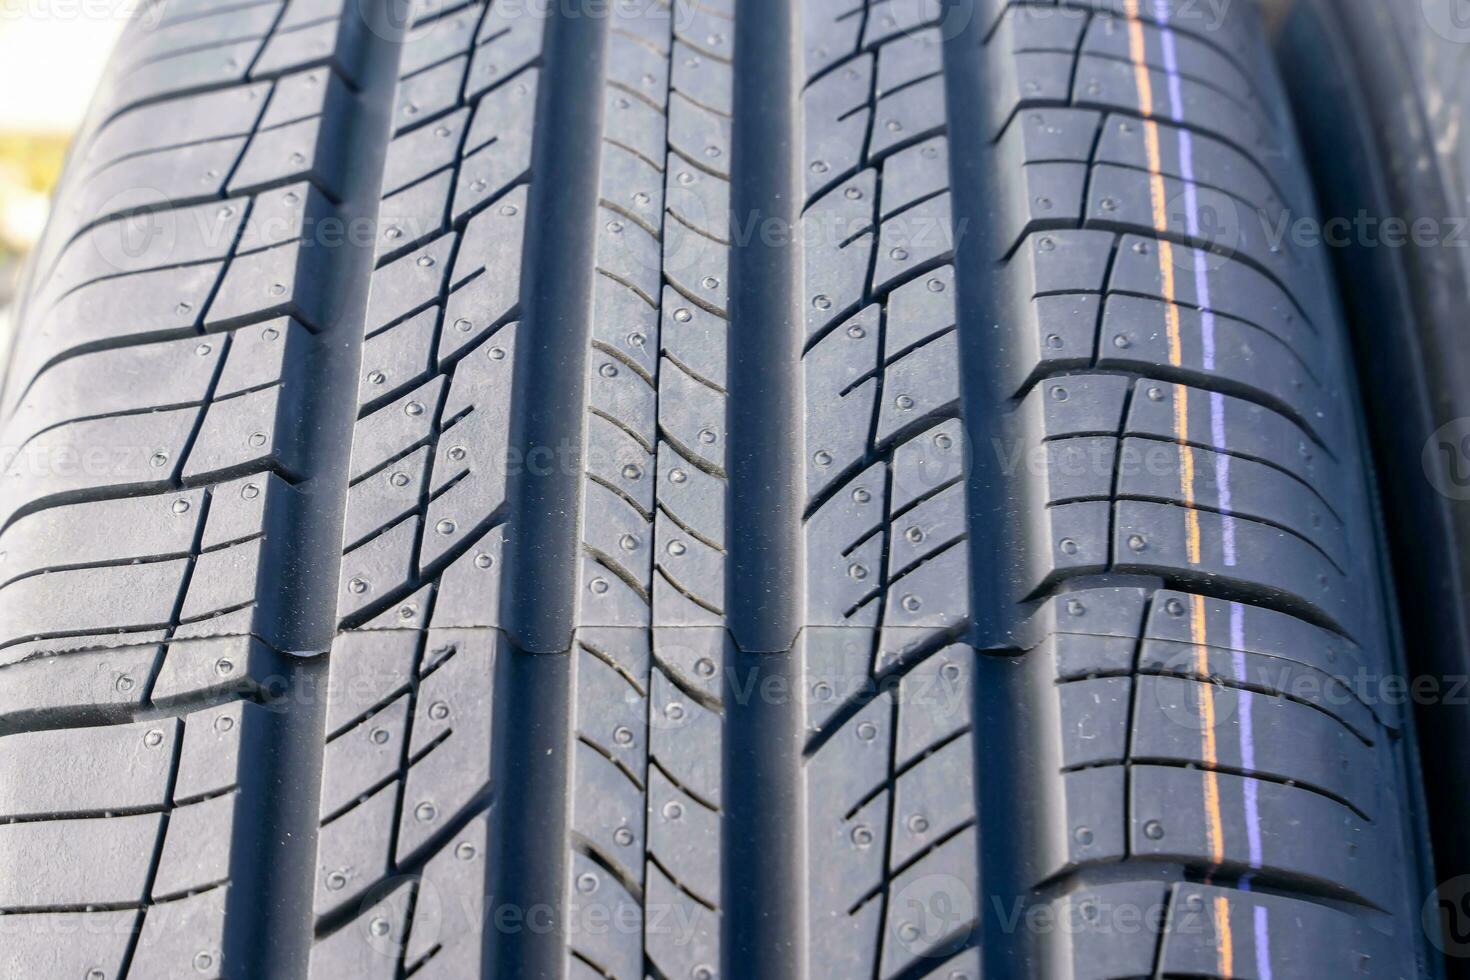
[794,0,1425,977]
[645,1,735,630]
[794,8,983,977]
[0,0,1435,977]
[566,4,731,977]
[0,0,373,973]
[314,0,738,974]
[798,0,968,652]
[308,0,544,973]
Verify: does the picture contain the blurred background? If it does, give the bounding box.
[0,9,124,339]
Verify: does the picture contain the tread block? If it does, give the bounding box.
[308,877,411,977]
[1133,673,1374,816]
[129,885,230,978]
[0,812,162,910]
[5,337,222,454]
[313,779,396,919]
[17,259,221,394]
[153,792,237,900]
[0,908,137,979]
[0,558,189,645]
[348,376,445,482]
[403,811,491,974]
[1157,881,1411,978]
[383,108,469,197]
[176,700,271,803]
[206,239,331,331]
[0,644,161,732]
[396,629,495,862]
[0,717,178,821]
[80,82,268,175]
[237,181,335,255]
[1130,763,1387,909]
[1123,379,1335,506]
[40,199,246,308]
[184,384,307,482]
[232,117,345,201]
[0,488,204,588]
[1116,436,1347,569]
[1112,498,1360,637]
[377,170,452,264]
[320,693,408,818]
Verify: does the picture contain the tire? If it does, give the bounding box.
[1278,1,1470,963]
[0,0,1434,977]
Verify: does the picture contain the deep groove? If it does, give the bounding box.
[235,5,407,977]
[499,0,608,653]
[721,5,806,974]
[723,646,805,980]
[939,5,1041,977]
[725,0,802,654]
[481,6,609,980]
[486,647,573,979]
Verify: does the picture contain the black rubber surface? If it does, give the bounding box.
[0,0,1437,976]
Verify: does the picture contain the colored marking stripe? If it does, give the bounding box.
[1214,896,1235,976]
[1122,2,1237,974]
[1151,0,1239,570]
[1229,601,1263,872]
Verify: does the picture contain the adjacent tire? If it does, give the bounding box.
[1279,4,1470,968]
